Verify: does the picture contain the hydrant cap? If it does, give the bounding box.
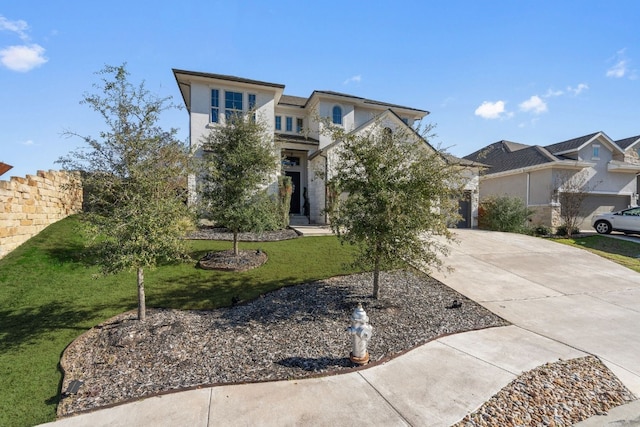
[351,303,369,323]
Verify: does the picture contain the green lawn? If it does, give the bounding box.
[554,235,640,273]
[0,216,360,427]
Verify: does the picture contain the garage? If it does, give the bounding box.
[563,194,631,230]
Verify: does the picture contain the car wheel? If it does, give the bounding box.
[594,220,612,234]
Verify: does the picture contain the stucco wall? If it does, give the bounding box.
[0,170,82,259]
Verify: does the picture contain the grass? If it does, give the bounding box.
[0,216,360,427]
[553,234,640,273]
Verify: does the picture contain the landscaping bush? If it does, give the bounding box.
[478,196,533,233]
[555,224,580,237]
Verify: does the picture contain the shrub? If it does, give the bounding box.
[479,196,533,233]
[532,224,551,236]
[555,224,580,237]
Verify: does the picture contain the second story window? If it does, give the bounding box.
[592,144,600,159]
[211,89,219,123]
[275,116,282,131]
[332,105,342,125]
[296,118,303,133]
[286,117,293,132]
[225,91,243,120]
[248,93,256,121]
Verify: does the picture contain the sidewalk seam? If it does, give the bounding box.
[357,372,414,427]
[206,388,213,427]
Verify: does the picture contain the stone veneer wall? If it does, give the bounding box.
[0,170,82,259]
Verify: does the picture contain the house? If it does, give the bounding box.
[464,132,640,229]
[173,69,481,227]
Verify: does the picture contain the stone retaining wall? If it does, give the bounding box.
[0,170,82,259]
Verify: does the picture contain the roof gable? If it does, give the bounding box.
[616,135,640,150]
[544,131,622,155]
[464,140,558,173]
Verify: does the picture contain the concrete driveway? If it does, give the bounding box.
[431,229,640,396]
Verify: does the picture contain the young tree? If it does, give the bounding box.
[199,112,280,255]
[554,170,596,237]
[58,64,194,321]
[326,123,464,299]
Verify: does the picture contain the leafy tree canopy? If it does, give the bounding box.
[58,64,194,320]
[198,112,280,254]
[326,121,464,299]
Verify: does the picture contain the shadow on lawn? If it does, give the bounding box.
[0,301,101,352]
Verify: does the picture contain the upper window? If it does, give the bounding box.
[211,89,219,123]
[332,106,342,125]
[286,117,293,132]
[592,144,600,159]
[296,118,303,133]
[275,116,282,131]
[248,94,256,121]
[225,91,243,120]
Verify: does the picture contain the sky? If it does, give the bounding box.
[1,1,640,179]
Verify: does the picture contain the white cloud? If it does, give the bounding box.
[22,139,34,146]
[0,44,48,72]
[0,15,47,72]
[343,75,361,85]
[0,15,29,41]
[567,83,588,95]
[544,88,564,98]
[607,59,628,78]
[474,100,511,119]
[519,95,547,114]
[606,49,636,79]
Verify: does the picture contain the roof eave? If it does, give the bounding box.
[480,160,594,180]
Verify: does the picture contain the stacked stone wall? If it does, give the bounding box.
[0,170,82,259]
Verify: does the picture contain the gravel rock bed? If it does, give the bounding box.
[58,270,508,416]
[187,227,299,241]
[454,356,635,426]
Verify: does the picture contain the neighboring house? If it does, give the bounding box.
[464,132,640,229]
[173,69,480,226]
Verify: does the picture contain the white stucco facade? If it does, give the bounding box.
[173,69,480,226]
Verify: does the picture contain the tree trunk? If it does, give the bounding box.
[372,257,380,299]
[233,231,239,256]
[137,267,146,321]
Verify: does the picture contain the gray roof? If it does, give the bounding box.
[172,69,285,89]
[278,95,307,107]
[310,90,428,114]
[544,132,600,154]
[275,133,319,145]
[464,141,557,174]
[464,132,615,174]
[616,135,640,150]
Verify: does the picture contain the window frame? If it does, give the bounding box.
[296,118,303,133]
[275,115,282,131]
[211,89,220,123]
[332,105,343,125]
[286,116,293,132]
[224,90,243,120]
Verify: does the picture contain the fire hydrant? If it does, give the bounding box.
[347,303,373,365]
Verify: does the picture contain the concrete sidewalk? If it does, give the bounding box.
[39,230,640,426]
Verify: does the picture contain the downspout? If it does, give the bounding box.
[526,172,530,206]
[321,152,329,224]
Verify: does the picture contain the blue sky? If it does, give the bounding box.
[1,1,639,178]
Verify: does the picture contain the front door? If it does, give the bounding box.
[286,171,301,214]
[456,191,471,228]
